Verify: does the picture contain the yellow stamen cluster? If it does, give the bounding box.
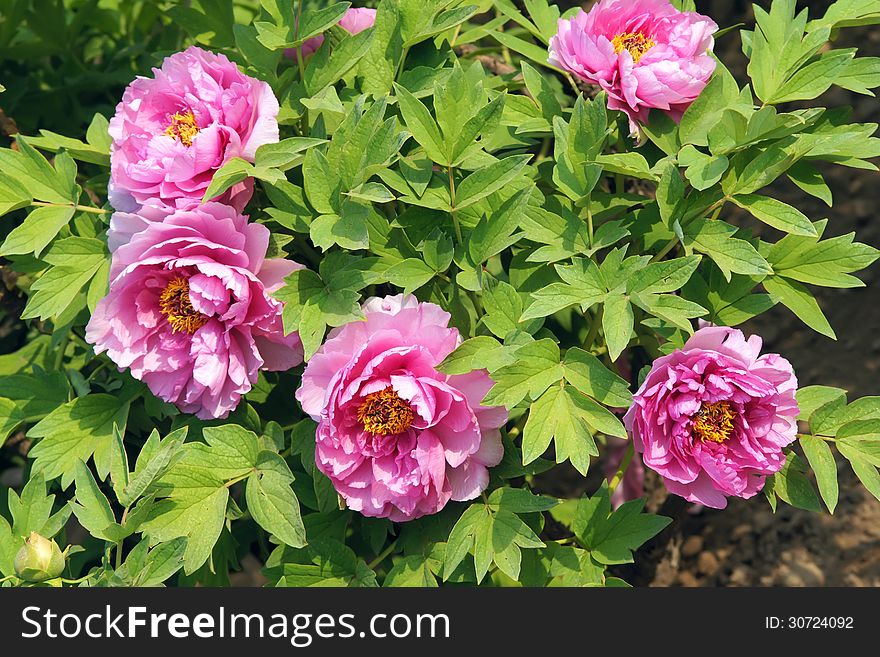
[357,387,415,436]
[692,401,736,444]
[164,110,200,147]
[159,276,209,335]
[612,32,657,64]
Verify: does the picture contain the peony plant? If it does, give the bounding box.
[0,0,878,588]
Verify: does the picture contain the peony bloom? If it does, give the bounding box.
[548,0,717,133]
[106,201,173,253]
[623,326,799,509]
[86,202,302,420]
[288,7,376,59]
[296,294,507,522]
[108,46,278,212]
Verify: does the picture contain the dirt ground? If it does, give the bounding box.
[624,0,880,587]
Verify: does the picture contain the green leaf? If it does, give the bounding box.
[796,385,847,422]
[767,222,879,288]
[563,348,632,408]
[730,194,817,236]
[167,0,235,47]
[799,435,838,513]
[522,385,600,475]
[655,161,685,226]
[482,339,564,408]
[773,453,822,512]
[0,176,32,216]
[0,398,24,446]
[812,396,880,436]
[0,206,75,258]
[835,56,880,96]
[70,459,126,541]
[786,161,832,206]
[21,237,107,321]
[393,82,447,165]
[770,49,855,104]
[436,336,507,375]
[269,538,377,587]
[246,453,306,548]
[629,256,701,295]
[454,156,531,210]
[679,147,729,191]
[131,537,187,586]
[683,219,771,281]
[28,394,131,488]
[846,455,880,503]
[0,368,69,422]
[384,555,438,587]
[602,293,634,362]
[141,469,229,575]
[763,276,835,339]
[481,279,526,339]
[255,137,327,170]
[443,500,544,583]
[384,258,435,294]
[119,429,186,508]
[574,484,671,565]
[0,138,78,204]
[487,487,558,514]
[467,188,530,265]
[298,2,350,42]
[305,28,374,95]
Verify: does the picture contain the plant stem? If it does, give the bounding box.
[0,575,18,585]
[53,331,71,372]
[61,574,94,585]
[224,471,253,489]
[608,442,635,496]
[649,197,729,263]
[31,201,108,215]
[367,540,398,570]
[649,236,679,263]
[447,166,463,245]
[584,203,594,250]
[294,0,306,80]
[395,46,410,82]
[583,306,603,351]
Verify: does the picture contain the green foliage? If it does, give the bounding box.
[0,0,878,588]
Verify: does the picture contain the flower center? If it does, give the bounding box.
[612,32,656,64]
[692,401,736,443]
[159,276,209,335]
[164,110,200,147]
[357,387,415,436]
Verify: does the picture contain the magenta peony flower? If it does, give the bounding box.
[86,202,302,420]
[108,46,278,212]
[287,7,376,59]
[296,294,507,522]
[548,0,717,133]
[623,326,799,509]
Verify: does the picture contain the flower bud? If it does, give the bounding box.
[14,532,65,582]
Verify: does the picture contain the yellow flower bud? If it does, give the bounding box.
[14,532,65,582]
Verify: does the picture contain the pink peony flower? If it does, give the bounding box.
[296,294,507,522]
[287,7,376,59]
[108,46,278,212]
[86,202,303,420]
[623,326,799,509]
[548,0,717,133]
